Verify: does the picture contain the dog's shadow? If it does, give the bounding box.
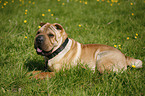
[25,58,45,71]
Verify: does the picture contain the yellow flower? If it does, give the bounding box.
[2,6,4,8]
[107,0,110,3]
[80,1,82,3]
[25,12,27,15]
[62,3,65,5]
[135,36,137,39]
[114,45,117,47]
[118,3,120,5]
[38,26,41,28]
[32,2,35,4]
[111,0,118,3]
[29,1,31,3]
[0,1,1,3]
[25,9,28,12]
[132,65,136,68]
[42,14,45,16]
[51,14,53,16]
[97,0,99,1]
[25,36,27,38]
[132,13,134,16]
[102,0,104,1]
[48,9,51,12]
[57,0,60,1]
[12,0,14,3]
[85,2,87,4]
[136,33,138,36]
[127,37,129,40]
[130,3,133,5]
[79,24,81,27]
[24,20,27,23]
[22,1,24,4]
[118,45,121,47]
[4,3,6,6]
[110,4,113,6]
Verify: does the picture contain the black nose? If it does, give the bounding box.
[36,35,44,44]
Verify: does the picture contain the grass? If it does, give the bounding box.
[0,0,145,95]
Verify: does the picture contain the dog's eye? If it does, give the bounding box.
[48,34,54,37]
[37,31,40,35]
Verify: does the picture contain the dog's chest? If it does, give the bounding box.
[45,39,82,71]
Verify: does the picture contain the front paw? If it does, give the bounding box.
[27,71,55,80]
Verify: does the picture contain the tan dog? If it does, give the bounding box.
[30,23,142,79]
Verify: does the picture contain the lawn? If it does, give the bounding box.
[0,0,145,95]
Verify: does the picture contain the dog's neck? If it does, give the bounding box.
[46,38,69,60]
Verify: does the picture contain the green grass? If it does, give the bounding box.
[0,0,145,95]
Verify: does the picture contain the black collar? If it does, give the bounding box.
[46,38,69,60]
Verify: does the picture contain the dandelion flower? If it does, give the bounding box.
[0,1,1,3]
[48,9,51,12]
[118,45,121,47]
[111,0,118,2]
[132,65,136,68]
[62,3,65,5]
[38,26,41,28]
[42,14,45,16]
[85,2,87,4]
[79,24,81,27]
[110,4,113,6]
[136,33,138,36]
[132,13,134,16]
[130,3,133,5]
[2,6,4,8]
[97,0,99,1]
[135,36,137,39]
[25,36,27,38]
[25,12,27,15]
[127,37,129,40]
[29,1,31,3]
[25,9,28,12]
[4,3,6,6]
[107,0,110,3]
[24,20,27,23]
[51,14,53,16]
[57,0,60,1]
[32,2,35,4]
[114,45,117,48]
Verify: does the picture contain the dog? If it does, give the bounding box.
[29,23,142,79]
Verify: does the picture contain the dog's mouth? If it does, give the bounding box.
[35,47,53,56]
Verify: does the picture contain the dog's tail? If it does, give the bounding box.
[125,56,142,68]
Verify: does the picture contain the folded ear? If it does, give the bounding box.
[40,23,46,27]
[53,23,64,31]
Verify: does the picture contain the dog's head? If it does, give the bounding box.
[34,23,68,56]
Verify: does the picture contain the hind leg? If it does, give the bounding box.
[96,51,127,73]
[27,71,55,79]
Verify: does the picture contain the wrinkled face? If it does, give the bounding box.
[34,23,67,56]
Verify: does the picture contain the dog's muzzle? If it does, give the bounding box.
[35,35,52,56]
[36,35,44,44]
